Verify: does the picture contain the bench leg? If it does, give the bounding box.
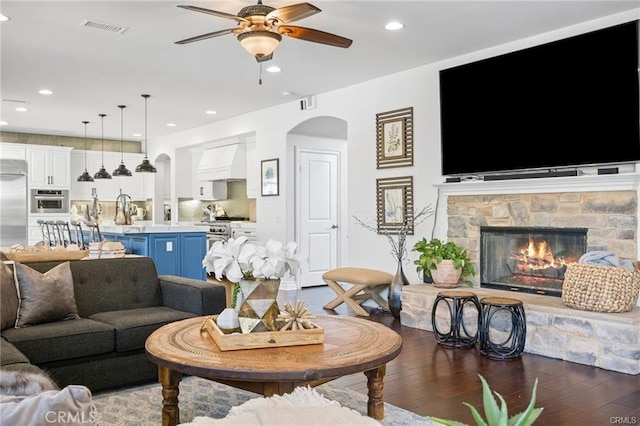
[323,280,371,316]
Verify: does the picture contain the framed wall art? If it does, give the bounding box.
[261,158,279,196]
[376,107,413,169]
[376,176,414,235]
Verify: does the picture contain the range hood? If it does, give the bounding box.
[197,143,246,181]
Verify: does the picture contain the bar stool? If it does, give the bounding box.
[37,219,52,246]
[56,221,73,247]
[84,221,103,243]
[432,290,482,348]
[46,221,63,246]
[479,297,526,360]
[70,220,86,249]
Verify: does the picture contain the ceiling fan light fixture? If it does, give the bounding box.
[237,30,281,58]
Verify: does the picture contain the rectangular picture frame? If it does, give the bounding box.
[261,158,279,196]
[376,176,414,235]
[376,107,414,169]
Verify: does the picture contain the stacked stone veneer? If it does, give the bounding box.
[399,186,639,375]
[400,285,640,375]
[446,190,637,284]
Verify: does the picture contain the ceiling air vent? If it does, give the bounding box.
[79,19,128,34]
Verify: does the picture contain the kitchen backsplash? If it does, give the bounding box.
[178,180,254,221]
[71,199,151,223]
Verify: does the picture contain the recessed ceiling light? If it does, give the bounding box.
[166,123,176,127]
[206,110,217,115]
[0,14,10,22]
[0,121,8,125]
[385,21,404,31]
[39,89,53,95]
[15,107,28,112]
[282,91,292,96]
[132,132,141,137]
[266,66,281,73]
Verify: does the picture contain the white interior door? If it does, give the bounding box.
[297,149,339,287]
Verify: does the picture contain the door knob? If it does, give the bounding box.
[331,224,338,229]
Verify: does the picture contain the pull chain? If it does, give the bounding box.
[258,62,263,85]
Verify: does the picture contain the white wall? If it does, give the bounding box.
[148,10,638,284]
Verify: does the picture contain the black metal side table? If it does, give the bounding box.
[479,297,526,360]
[432,290,482,348]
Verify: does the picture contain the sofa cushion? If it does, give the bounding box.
[14,262,80,328]
[90,307,197,352]
[1,262,19,330]
[24,257,163,317]
[0,338,29,366]
[1,319,114,364]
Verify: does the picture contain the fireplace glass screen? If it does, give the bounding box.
[480,226,587,296]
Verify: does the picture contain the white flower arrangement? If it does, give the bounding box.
[202,236,302,283]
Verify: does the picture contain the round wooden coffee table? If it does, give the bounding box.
[145,315,402,426]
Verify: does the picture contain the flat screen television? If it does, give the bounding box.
[439,19,640,178]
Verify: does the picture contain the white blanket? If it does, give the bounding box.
[180,386,380,426]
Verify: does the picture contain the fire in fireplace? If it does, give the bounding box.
[480,226,588,297]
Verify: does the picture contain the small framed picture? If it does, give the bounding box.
[261,158,279,196]
[376,107,413,169]
[376,176,414,235]
[382,119,405,160]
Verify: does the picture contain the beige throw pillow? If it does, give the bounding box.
[14,262,80,328]
[1,262,19,330]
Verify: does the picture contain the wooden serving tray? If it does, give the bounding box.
[204,316,324,351]
[3,250,89,262]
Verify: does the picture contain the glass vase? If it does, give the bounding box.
[389,260,409,318]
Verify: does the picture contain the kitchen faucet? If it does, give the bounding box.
[115,193,132,225]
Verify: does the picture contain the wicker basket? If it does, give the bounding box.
[562,263,640,313]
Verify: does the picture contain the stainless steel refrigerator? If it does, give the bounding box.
[0,159,28,247]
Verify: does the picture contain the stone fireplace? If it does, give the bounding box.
[400,173,640,375]
[480,226,587,296]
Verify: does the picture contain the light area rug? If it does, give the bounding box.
[92,376,436,426]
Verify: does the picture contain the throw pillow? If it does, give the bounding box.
[0,370,58,396]
[14,262,80,328]
[1,262,19,330]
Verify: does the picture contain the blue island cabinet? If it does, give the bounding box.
[102,232,206,280]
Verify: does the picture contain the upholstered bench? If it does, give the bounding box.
[322,267,393,317]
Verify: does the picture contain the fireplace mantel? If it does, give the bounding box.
[435,172,640,196]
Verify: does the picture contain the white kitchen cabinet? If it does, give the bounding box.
[28,146,72,188]
[245,137,258,198]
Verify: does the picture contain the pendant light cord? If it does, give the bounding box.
[99,113,106,167]
[83,121,89,171]
[119,105,125,162]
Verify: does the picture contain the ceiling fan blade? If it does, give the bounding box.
[177,5,248,25]
[266,3,320,24]
[278,25,352,48]
[256,53,274,63]
[175,28,240,45]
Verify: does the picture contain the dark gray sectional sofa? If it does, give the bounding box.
[0,256,226,392]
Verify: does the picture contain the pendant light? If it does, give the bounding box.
[135,94,157,173]
[112,105,132,177]
[94,113,112,179]
[77,121,94,182]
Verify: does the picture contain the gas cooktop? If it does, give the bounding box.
[200,217,249,223]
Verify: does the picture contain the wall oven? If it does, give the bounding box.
[30,189,69,214]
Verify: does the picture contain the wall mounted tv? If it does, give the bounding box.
[439,19,640,178]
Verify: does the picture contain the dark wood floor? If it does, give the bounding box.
[282,285,640,426]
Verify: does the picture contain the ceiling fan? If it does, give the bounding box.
[175,1,353,62]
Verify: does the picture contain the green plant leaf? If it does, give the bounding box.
[509,378,543,426]
[479,375,502,425]
[428,416,471,426]
[463,402,489,426]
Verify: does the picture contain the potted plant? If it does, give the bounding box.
[412,237,475,288]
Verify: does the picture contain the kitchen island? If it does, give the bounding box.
[101,224,206,280]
